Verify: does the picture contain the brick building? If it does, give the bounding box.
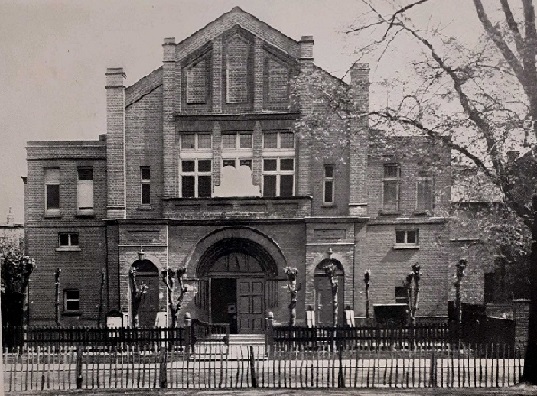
[25,7,451,331]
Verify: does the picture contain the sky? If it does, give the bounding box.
[0,0,482,224]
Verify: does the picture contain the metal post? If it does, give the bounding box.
[455,259,467,325]
[55,267,61,326]
[364,270,371,319]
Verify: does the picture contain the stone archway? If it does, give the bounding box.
[187,228,286,334]
[314,259,344,326]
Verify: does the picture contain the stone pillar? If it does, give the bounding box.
[348,63,369,216]
[106,67,127,219]
[162,37,177,199]
[296,36,314,197]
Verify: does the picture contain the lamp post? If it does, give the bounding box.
[455,258,467,325]
[284,267,300,326]
[364,270,371,319]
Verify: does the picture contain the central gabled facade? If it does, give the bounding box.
[25,7,452,331]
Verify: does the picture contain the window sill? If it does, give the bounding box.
[321,203,335,208]
[76,210,95,218]
[393,245,419,250]
[62,311,82,317]
[56,246,81,252]
[44,211,61,218]
[379,210,401,216]
[413,210,432,216]
[137,205,153,211]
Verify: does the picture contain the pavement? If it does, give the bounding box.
[5,385,537,396]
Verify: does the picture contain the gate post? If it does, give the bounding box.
[184,313,192,355]
[265,311,274,358]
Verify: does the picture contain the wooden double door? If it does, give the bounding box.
[211,277,264,333]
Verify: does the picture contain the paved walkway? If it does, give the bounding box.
[6,384,537,396]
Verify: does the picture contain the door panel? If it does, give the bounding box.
[237,279,264,333]
[314,275,344,326]
[136,274,160,328]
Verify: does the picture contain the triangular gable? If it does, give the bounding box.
[175,7,301,62]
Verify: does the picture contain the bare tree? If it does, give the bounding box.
[347,0,537,383]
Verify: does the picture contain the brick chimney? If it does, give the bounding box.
[105,67,127,219]
[348,63,370,216]
[299,36,314,62]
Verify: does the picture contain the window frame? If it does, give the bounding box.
[77,167,94,216]
[323,164,335,205]
[394,229,419,249]
[44,168,61,216]
[140,166,151,206]
[382,164,401,212]
[180,133,212,151]
[63,289,81,314]
[180,159,213,198]
[263,131,295,149]
[395,286,410,305]
[262,157,295,197]
[57,232,80,252]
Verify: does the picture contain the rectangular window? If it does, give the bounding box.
[280,132,295,148]
[263,131,294,149]
[77,168,94,214]
[141,167,151,205]
[181,133,211,150]
[263,132,278,148]
[394,229,419,248]
[262,158,294,197]
[181,134,196,149]
[181,160,212,198]
[45,168,60,213]
[64,289,80,312]
[416,176,434,211]
[58,232,79,250]
[383,164,400,212]
[323,165,335,204]
[59,232,79,247]
[395,287,409,305]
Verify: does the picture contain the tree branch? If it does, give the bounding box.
[500,0,525,52]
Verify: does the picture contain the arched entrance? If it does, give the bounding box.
[314,259,344,326]
[130,258,159,327]
[197,237,279,334]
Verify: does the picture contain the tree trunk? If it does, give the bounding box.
[523,194,537,384]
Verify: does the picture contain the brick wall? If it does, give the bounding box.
[355,221,449,318]
[367,135,451,218]
[27,225,106,326]
[125,85,164,218]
